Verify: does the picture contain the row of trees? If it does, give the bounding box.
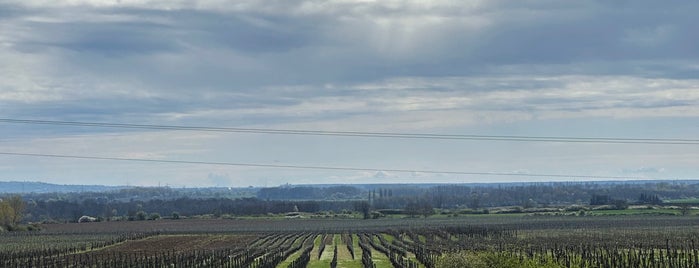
[258,186,362,200]
[0,195,25,230]
[25,197,363,222]
[10,181,699,223]
[256,182,699,211]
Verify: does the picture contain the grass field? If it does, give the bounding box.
[275,234,309,268]
[369,236,392,268]
[335,234,363,268]
[664,198,699,204]
[307,234,334,268]
[587,208,680,215]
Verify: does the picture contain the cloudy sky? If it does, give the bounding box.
[1,0,698,187]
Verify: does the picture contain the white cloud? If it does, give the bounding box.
[1,1,698,185]
[623,167,666,174]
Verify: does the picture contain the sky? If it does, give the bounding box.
[0,0,698,187]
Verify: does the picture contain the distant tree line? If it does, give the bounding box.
[637,193,663,205]
[21,186,253,203]
[257,186,363,200]
[368,182,699,209]
[24,197,359,222]
[10,181,699,222]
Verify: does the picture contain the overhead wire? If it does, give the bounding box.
[0,118,686,181]
[0,118,697,145]
[0,151,654,180]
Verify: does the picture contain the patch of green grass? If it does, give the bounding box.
[371,247,393,268]
[665,198,699,204]
[381,233,395,243]
[588,209,679,216]
[275,236,307,268]
[418,235,427,244]
[309,234,322,261]
[307,259,332,268]
[276,249,303,268]
[336,234,363,268]
[308,234,335,267]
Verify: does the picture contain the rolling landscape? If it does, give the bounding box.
[3,180,699,267]
[2,0,698,267]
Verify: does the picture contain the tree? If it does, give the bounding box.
[420,202,435,218]
[590,194,610,205]
[612,199,629,210]
[7,196,25,225]
[0,195,25,228]
[354,201,371,219]
[638,193,662,205]
[405,200,434,218]
[0,201,12,228]
[405,202,421,218]
[148,213,161,220]
[110,209,118,221]
[136,211,147,221]
[468,194,481,210]
[523,198,536,209]
[681,205,691,216]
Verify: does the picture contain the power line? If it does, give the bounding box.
[0,151,653,180]
[0,118,697,145]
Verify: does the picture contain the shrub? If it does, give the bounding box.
[370,211,384,219]
[6,224,28,232]
[436,251,486,268]
[26,223,41,231]
[148,213,161,220]
[437,251,563,268]
[136,211,147,221]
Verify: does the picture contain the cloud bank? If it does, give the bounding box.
[1,0,697,185]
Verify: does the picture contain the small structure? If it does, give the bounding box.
[78,215,97,223]
[285,212,301,219]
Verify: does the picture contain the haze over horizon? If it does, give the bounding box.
[1,1,698,187]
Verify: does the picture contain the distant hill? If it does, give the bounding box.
[0,181,125,194]
[3,179,699,195]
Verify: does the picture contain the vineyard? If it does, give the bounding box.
[2,215,699,267]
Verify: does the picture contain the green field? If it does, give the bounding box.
[587,208,680,215]
[307,234,333,268]
[665,198,699,204]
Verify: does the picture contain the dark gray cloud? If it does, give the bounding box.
[2,1,698,128]
[4,0,698,89]
[2,1,699,186]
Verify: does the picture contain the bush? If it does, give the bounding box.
[370,211,385,219]
[27,223,41,231]
[148,213,161,220]
[136,211,147,221]
[437,251,486,268]
[6,225,28,232]
[612,199,629,210]
[437,251,563,268]
[564,205,587,212]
